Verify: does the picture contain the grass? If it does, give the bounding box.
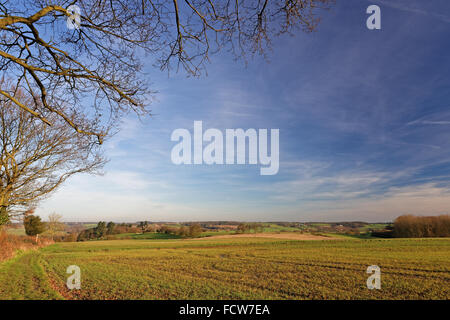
[327,232,376,240]
[113,232,181,240]
[262,224,302,233]
[0,236,449,300]
[0,251,61,300]
[199,230,236,237]
[362,223,390,230]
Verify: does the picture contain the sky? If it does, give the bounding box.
[37,0,450,222]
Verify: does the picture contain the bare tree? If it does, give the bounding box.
[0,81,105,224]
[0,0,334,143]
[45,212,64,239]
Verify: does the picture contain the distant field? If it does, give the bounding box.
[0,236,448,300]
[195,233,333,241]
[362,223,389,230]
[83,224,98,229]
[262,224,302,232]
[199,230,236,237]
[5,227,67,238]
[5,227,26,236]
[114,232,181,240]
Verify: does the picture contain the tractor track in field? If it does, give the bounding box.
[0,251,61,299]
[44,269,76,300]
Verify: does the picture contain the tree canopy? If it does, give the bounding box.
[0,0,334,142]
[0,82,105,223]
[24,214,45,236]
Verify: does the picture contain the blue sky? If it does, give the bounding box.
[37,0,450,222]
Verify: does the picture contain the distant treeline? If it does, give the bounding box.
[330,222,368,228]
[159,224,203,238]
[236,223,264,233]
[77,222,117,241]
[393,215,450,238]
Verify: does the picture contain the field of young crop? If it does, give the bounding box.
[0,237,449,300]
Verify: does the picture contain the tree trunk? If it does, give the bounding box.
[0,206,9,226]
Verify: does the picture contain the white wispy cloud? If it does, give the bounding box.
[370,0,450,23]
[408,120,450,126]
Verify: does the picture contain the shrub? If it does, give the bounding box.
[0,228,53,262]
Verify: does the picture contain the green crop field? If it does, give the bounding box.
[262,224,302,232]
[113,232,182,240]
[0,237,449,300]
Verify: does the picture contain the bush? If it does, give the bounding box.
[0,228,53,262]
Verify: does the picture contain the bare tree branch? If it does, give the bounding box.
[0,79,106,222]
[0,0,334,142]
